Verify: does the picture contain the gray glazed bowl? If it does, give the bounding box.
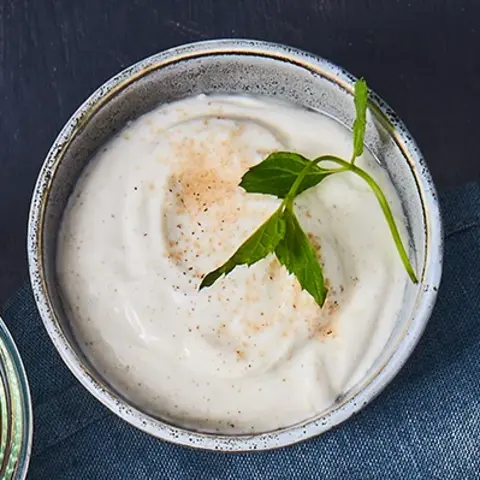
[28,39,443,451]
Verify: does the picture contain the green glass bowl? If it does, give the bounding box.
[0,317,32,479]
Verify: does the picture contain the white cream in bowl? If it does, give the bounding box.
[57,94,408,433]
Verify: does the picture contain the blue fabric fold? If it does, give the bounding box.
[2,181,480,479]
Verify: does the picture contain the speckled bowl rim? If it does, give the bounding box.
[27,39,443,451]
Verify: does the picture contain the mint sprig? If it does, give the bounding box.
[198,156,330,305]
[199,78,418,307]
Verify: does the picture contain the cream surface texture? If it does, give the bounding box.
[57,94,408,433]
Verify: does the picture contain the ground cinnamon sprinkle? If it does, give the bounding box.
[316,322,336,340]
[236,349,246,361]
[167,126,251,217]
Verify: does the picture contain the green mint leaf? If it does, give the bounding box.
[275,207,327,307]
[199,208,286,290]
[240,152,330,199]
[352,78,368,161]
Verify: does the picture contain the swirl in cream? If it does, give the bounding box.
[57,95,408,433]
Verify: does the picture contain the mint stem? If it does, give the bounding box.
[314,157,418,283]
[283,155,347,210]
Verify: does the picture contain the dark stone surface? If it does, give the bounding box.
[1,0,479,303]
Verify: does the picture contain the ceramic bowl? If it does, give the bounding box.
[27,39,443,451]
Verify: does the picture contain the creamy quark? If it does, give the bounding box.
[57,95,408,433]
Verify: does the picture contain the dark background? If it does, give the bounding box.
[1,0,479,304]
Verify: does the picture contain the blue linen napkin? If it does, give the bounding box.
[2,181,480,479]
